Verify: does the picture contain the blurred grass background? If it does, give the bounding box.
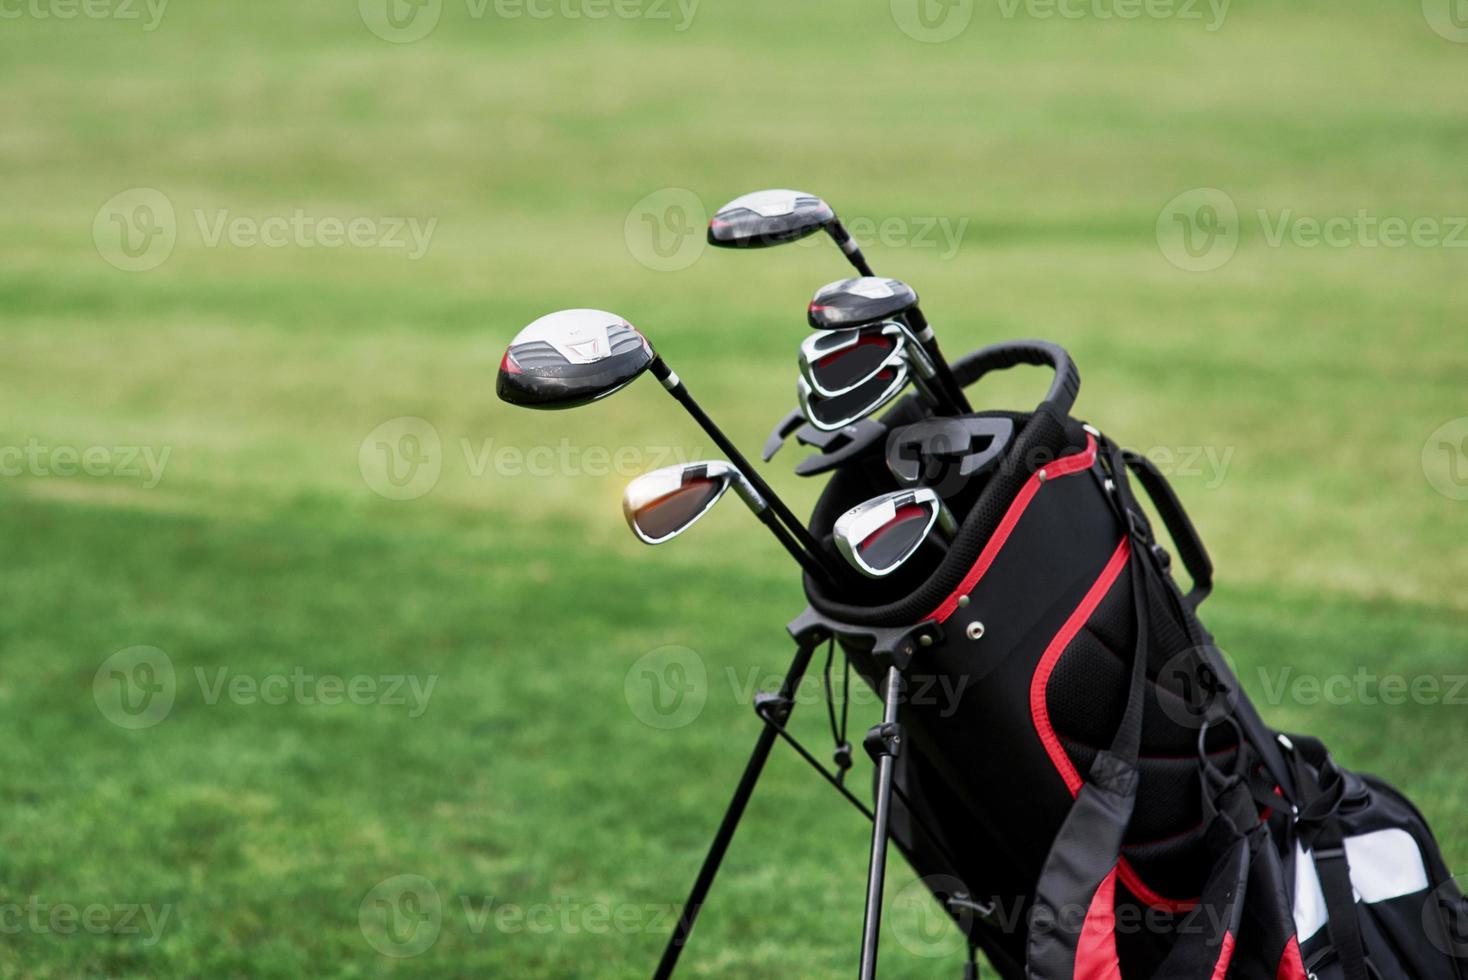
[0,0,1465,976]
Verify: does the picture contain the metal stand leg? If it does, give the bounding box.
[652,636,820,980]
[858,665,904,980]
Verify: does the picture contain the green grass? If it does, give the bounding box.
[1,1,1465,975]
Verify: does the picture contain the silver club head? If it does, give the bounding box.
[807,277,920,331]
[799,321,936,398]
[497,309,654,410]
[707,189,836,249]
[833,487,958,578]
[623,461,765,545]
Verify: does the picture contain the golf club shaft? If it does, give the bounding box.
[650,359,844,582]
[825,219,972,415]
[903,307,972,413]
[825,220,876,277]
[755,508,833,585]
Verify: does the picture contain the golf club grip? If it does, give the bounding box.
[952,340,1080,416]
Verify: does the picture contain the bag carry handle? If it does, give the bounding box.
[954,340,1081,417]
[1121,449,1214,609]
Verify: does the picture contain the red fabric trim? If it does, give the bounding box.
[925,435,1098,623]
[1210,930,1237,980]
[1276,937,1307,980]
[1029,536,1131,795]
[1029,536,1202,914]
[1074,866,1122,980]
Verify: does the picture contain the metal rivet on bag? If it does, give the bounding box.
[918,634,933,648]
[1037,469,1048,483]
[956,595,970,608]
[966,622,986,641]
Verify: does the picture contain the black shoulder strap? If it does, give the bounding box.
[1287,735,1372,980]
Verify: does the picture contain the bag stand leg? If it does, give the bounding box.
[651,634,821,980]
[858,665,904,980]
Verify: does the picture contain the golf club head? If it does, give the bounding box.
[497,309,654,410]
[799,321,935,397]
[707,189,835,249]
[833,487,958,578]
[807,277,919,331]
[623,461,763,544]
[796,361,913,433]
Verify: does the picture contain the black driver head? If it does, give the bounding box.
[807,277,919,330]
[708,189,835,249]
[497,309,654,410]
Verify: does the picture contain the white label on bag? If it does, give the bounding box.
[1292,828,1431,942]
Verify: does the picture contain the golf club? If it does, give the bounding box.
[796,338,944,433]
[623,461,832,583]
[808,277,972,413]
[799,320,949,406]
[707,188,875,276]
[497,309,844,582]
[832,487,958,579]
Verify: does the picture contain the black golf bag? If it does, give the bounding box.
[784,342,1468,978]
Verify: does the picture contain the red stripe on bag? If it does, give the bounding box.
[1276,937,1307,980]
[926,435,1097,623]
[1074,866,1123,980]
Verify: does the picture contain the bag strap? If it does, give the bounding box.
[1285,734,1372,980]
[1120,449,1213,610]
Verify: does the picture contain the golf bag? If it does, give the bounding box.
[791,342,1468,978]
